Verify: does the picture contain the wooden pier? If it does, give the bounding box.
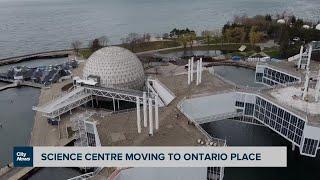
[0,79,44,91]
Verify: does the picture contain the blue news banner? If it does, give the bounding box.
[13,146,287,167]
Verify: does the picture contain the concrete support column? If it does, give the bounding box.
[307,45,312,70]
[117,100,120,110]
[190,57,194,82]
[58,116,61,139]
[187,59,191,85]
[200,58,203,83]
[143,92,147,127]
[315,68,320,102]
[196,60,200,85]
[303,69,310,100]
[148,98,153,135]
[136,97,141,133]
[292,143,295,151]
[112,98,116,112]
[298,46,303,68]
[155,95,159,130]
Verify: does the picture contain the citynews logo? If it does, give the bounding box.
[13,147,33,167]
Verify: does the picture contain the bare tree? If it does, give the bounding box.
[89,38,102,52]
[162,33,169,39]
[201,30,213,44]
[143,33,151,42]
[125,33,141,51]
[71,40,82,55]
[98,36,109,47]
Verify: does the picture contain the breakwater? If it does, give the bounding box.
[0,49,74,66]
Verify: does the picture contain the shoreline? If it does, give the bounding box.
[0,42,254,67]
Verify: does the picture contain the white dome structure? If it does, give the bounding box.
[277,19,285,24]
[316,24,320,30]
[302,25,310,29]
[83,46,145,90]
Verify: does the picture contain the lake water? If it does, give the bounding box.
[0,87,39,166]
[0,0,319,59]
[213,65,264,87]
[157,50,222,58]
[202,120,320,180]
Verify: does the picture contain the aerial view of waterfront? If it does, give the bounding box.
[0,0,320,179]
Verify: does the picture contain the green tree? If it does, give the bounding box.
[177,34,189,48]
[201,30,213,45]
[188,32,197,48]
[249,26,264,46]
[224,27,246,43]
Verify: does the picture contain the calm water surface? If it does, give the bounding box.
[213,65,264,87]
[202,121,320,180]
[29,167,81,180]
[0,0,319,59]
[0,87,39,166]
[157,50,222,58]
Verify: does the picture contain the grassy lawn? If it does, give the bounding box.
[80,49,94,59]
[80,41,180,59]
[159,44,260,54]
[120,41,180,53]
[263,46,281,58]
[79,41,261,59]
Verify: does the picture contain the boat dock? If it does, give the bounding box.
[0,80,44,91]
[0,83,18,91]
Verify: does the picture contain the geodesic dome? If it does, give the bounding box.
[83,46,145,90]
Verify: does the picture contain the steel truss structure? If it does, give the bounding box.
[83,85,146,104]
[33,84,161,118]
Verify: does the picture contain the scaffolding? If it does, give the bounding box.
[71,112,95,147]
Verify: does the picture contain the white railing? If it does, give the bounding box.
[247,57,270,62]
[195,112,243,124]
[177,99,227,146]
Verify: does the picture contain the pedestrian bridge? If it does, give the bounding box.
[33,86,93,118]
[33,84,166,119]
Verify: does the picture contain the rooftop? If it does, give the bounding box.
[95,66,233,147]
[257,60,320,79]
[248,85,320,127]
